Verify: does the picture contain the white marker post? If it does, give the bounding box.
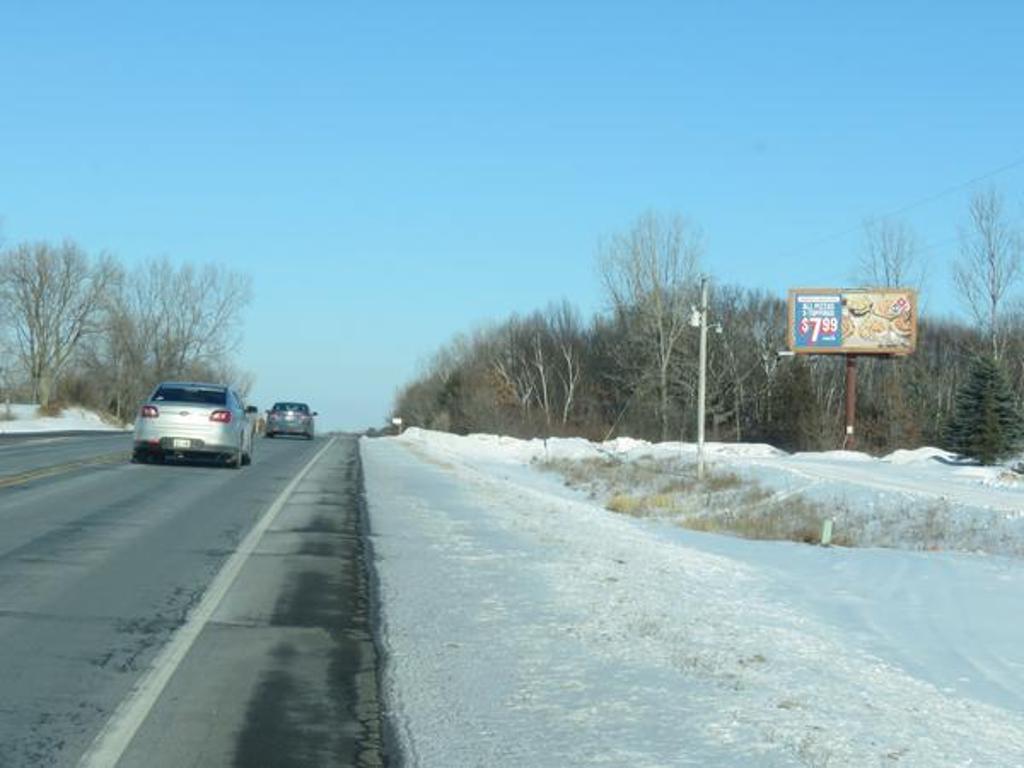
[821,518,834,546]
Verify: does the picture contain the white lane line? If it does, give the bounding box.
[78,436,338,768]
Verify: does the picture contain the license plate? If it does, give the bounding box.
[173,438,191,449]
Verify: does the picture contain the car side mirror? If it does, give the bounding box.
[312,411,319,417]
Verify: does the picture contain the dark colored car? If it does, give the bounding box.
[265,401,316,439]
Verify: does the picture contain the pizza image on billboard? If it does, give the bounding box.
[788,289,917,355]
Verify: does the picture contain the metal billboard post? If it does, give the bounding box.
[844,355,857,449]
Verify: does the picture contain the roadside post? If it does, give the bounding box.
[821,518,834,546]
[391,416,404,435]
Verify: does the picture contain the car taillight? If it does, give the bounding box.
[210,410,232,423]
[141,405,159,418]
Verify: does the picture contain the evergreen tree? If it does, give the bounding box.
[766,360,827,453]
[944,355,1023,464]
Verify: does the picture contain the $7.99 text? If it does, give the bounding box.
[799,316,838,342]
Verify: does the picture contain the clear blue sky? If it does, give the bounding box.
[3,1,1023,430]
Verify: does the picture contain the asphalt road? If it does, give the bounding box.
[0,433,389,767]
[0,432,132,483]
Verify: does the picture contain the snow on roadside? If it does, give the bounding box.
[395,427,786,475]
[397,427,1024,554]
[364,432,1024,767]
[0,403,126,434]
[882,447,960,465]
[397,426,1017,494]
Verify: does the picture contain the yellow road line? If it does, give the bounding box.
[0,436,73,451]
[0,451,129,489]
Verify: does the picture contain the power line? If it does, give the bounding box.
[916,234,959,258]
[916,212,1024,259]
[781,153,1024,258]
[885,155,1024,221]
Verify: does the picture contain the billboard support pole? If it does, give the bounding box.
[844,354,857,449]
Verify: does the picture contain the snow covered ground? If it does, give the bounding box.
[389,429,1024,557]
[363,429,1024,767]
[0,403,126,434]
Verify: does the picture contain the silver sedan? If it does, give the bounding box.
[264,401,316,440]
[132,381,256,467]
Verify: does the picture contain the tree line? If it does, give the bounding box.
[395,190,1024,461]
[0,239,251,422]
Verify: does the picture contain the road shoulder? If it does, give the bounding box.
[111,436,389,767]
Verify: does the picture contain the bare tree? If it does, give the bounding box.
[491,317,536,418]
[150,260,252,377]
[120,259,252,379]
[88,258,252,418]
[953,188,1023,360]
[530,330,552,428]
[599,212,702,440]
[856,217,923,445]
[546,301,584,426]
[0,241,117,406]
[860,218,920,288]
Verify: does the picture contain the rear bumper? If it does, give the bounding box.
[134,419,239,449]
[133,438,237,458]
[265,422,313,435]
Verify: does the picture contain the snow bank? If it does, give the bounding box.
[0,403,126,434]
[883,446,961,465]
[793,449,874,462]
[398,428,784,466]
[397,428,1024,507]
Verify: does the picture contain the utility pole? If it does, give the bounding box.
[697,276,709,480]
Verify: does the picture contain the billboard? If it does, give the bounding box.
[787,288,917,355]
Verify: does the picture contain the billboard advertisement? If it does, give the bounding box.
[787,289,917,355]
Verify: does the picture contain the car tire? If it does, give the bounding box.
[266,432,275,439]
[227,446,242,469]
[242,450,252,466]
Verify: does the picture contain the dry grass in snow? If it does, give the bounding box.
[538,454,1024,555]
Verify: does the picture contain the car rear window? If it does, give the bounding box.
[272,402,309,413]
[154,386,227,405]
